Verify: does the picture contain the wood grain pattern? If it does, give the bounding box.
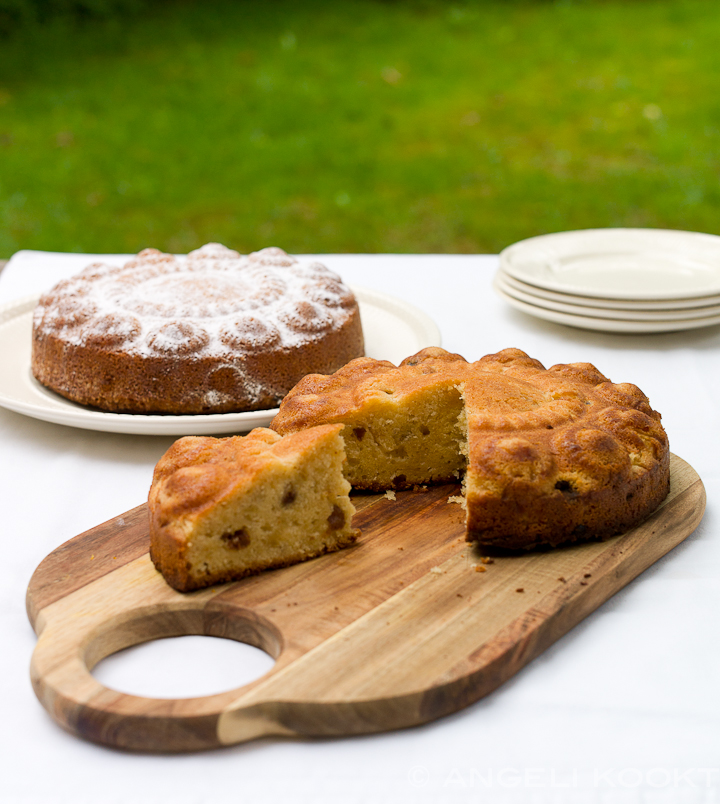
[27,454,705,752]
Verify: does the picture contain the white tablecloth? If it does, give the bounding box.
[2,250,718,804]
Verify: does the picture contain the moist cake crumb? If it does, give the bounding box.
[149,424,358,592]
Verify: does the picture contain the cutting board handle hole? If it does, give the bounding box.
[71,605,282,701]
[92,634,276,699]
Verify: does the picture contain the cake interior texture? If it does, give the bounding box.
[341,380,466,490]
[149,425,358,592]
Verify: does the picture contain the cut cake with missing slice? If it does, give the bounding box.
[149,424,358,592]
[271,347,670,551]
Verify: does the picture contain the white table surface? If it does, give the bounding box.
[2,250,719,804]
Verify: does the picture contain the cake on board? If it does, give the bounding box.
[149,424,358,592]
[271,347,670,551]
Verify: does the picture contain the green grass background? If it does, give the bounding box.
[1,0,719,257]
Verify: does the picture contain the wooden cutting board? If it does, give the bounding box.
[27,454,705,753]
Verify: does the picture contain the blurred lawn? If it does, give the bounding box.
[1,0,720,258]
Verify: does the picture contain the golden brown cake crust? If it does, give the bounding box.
[462,349,670,549]
[149,425,359,592]
[31,245,364,414]
[271,347,670,550]
[269,347,469,436]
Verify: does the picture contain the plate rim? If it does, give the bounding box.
[493,280,720,334]
[497,268,720,311]
[0,286,441,435]
[493,273,720,322]
[500,228,720,301]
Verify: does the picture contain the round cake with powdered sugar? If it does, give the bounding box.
[31,244,365,414]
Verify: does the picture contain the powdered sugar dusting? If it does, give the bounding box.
[34,245,358,357]
[188,243,241,261]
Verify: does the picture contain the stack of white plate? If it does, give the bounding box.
[494,228,720,333]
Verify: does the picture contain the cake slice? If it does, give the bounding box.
[149,425,358,592]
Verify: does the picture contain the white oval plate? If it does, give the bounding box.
[497,268,720,311]
[500,228,720,301]
[494,273,720,322]
[493,281,720,334]
[0,287,440,435]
